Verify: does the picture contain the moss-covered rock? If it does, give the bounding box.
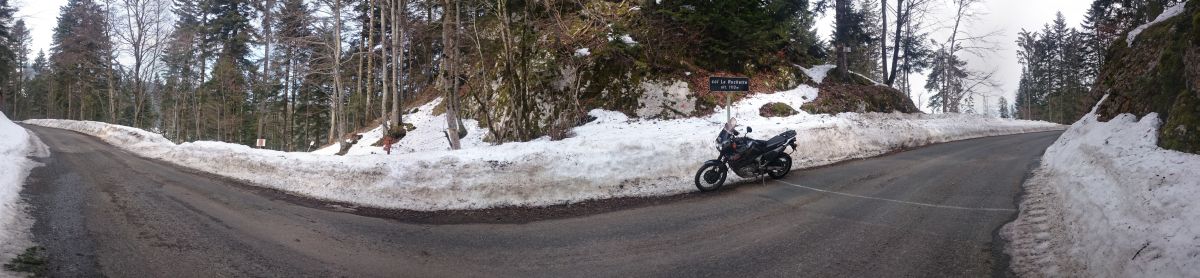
[800,83,920,114]
[1090,1,1200,154]
[759,102,799,117]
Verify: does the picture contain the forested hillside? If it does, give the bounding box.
[1014,0,1188,124]
[0,0,1181,152]
[1089,0,1199,153]
[0,0,834,151]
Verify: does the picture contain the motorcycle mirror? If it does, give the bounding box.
[746,126,753,133]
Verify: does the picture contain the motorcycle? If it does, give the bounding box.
[694,119,797,191]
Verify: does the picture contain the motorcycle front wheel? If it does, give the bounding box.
[694,164,727,192]
[767,154,793,179]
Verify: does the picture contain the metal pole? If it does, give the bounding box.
[725,93,731,123]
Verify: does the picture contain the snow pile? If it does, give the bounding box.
[618,34,638,45]
[0,112,48,271]
[800,64,836,84]
[1004,96,1200,277]
[312,98,489,155]
[23,119,394,211]
[24,83,1061,211]
[1127,3,1187,47]
[574,48,590,57]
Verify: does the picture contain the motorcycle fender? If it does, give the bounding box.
[761,150,782,162]
[703,160,725,169]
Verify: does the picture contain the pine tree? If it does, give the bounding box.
[276,0,313,150]
[848,0,881,80]
[924,47,967,112]
[998,96,1009,118]
[24,51,49,118]
[51,0,113,121]
[203,0,254,142]
[1014,11,1096,124]
[5,19,29,118]
[0,0,16,116]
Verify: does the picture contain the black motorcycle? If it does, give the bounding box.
[694,120,797,191]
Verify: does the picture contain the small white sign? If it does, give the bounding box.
[256,139,266,147]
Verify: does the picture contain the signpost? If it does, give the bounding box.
[709,77,750,123]
[255,138,266,148]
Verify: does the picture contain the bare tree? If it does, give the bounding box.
[440,0,462,149]
[387,0,406,135]
[310,0,349,151]
[929,0,1000,113]
[254,0,278,147]
[114,0,170,127]
[881,0,935,86]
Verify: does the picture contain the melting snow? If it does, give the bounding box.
[801,64,837,84]
[0,112,47,272]
[1004,95,1200,277]
[1127,3,1187,47]
[24,84,1061,211]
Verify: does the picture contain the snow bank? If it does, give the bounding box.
[312,98,490,155]
[800,64,836,84]
[25,84,1061,211]
[1004,96,1200,277]
[1127,3,1187,47]
[1,112,48,272]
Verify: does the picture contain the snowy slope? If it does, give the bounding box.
[0,112,48,275]
[312,98,490,155]
[1004,95,1200,277]
[24,84,1061,211]
[800,64,836,84]
[1127,3,1187,47]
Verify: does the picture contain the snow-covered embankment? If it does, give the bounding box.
[0,112,47,271]
[1003,95,1200,277]
[24,85,1061,211]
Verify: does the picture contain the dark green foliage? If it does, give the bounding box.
[924,49,967,112]
[651,0,818,72]
[845,0,881,80]
[48,0,113,121]
[1014,12,1093,123]
[205,0,254,66]
[0,0,15,101]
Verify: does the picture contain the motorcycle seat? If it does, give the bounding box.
[764,130,797,148]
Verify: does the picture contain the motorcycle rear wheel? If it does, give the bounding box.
[694,164,727,192]
[767,154,793,179]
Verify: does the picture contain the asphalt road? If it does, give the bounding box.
[20,125,1062,277]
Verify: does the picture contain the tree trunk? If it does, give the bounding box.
[389,0,404,131]
[880,0,888,82]
[257,0,275,148]
[442,0,460,150]
[108,65,117,123]
[834,0,850,77]
[366,0,381,131]
[886,0,907,86]
[333,0,348,152]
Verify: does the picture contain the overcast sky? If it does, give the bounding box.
[17,0,68,57]
[817,0,1093,113]
[17,0,1094,114]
